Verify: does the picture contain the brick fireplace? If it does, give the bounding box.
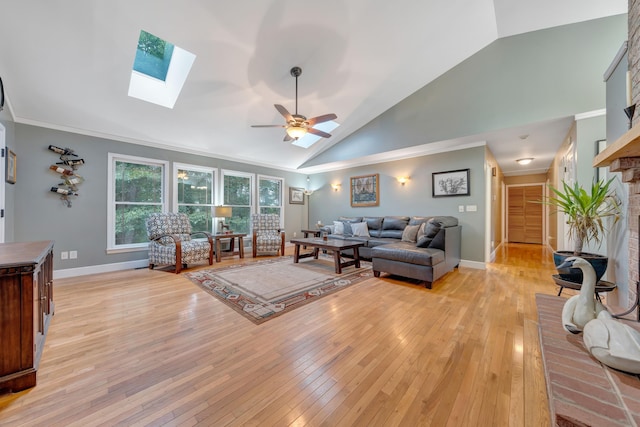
[595,3,640,309]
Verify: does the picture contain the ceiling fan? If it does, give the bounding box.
[251,66,337,142]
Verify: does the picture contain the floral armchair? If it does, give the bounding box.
[146,212,214,273]
[251,213,285,257]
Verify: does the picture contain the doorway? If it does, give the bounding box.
[507,184,543,244]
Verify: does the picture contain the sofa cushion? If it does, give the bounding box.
[431,216,459,228]
[366,237,405,248]
[380,216,409,238]
[363,217,383,237]
[339,216,363,223]
[351,222,370,237]
[401,224,420,242]
[371,242,445,267]
[409,216,432,226]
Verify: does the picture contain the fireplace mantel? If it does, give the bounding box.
[594,124,640,167]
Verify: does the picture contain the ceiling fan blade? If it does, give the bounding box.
[283,133,294,142]
[274,104,293,122]
[307,127,332,138]
[306,113,337,127]
[251,124,285,128]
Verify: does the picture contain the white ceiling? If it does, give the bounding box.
[0,1,627,175]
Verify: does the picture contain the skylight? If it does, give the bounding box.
[133,31,174,81]
[292,121,340,148]
[128,30,195,109]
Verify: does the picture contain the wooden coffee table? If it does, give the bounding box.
[290,237,365,274]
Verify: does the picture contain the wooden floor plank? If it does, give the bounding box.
[0,243,556,426]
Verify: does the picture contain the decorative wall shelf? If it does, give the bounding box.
[593,124,640,167]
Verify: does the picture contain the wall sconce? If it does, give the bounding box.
[397,176,409,185]
[303,189,314,196]
[331,183,341,192]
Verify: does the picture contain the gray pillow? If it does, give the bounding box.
[416,235,433,248]
[428,229,446,250]
[339,220,353,236]
[401,224,421,242]
[423,220,442,238]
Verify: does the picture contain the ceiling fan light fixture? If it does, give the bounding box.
[286,125,307,140]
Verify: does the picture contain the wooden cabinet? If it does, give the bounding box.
[0,241,54,393]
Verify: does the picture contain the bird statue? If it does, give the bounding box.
[559,256,608,334]
[583,310,640,374]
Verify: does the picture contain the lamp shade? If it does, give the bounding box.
[286,125,307,139]
[214,206,232,217]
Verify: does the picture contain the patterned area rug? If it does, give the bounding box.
[184,256,372,324]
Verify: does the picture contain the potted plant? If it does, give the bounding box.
[544,177,621,283]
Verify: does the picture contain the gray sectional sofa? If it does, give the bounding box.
[320,215,461,289]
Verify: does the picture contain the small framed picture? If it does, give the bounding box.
[350,173,379,207]
[432,169,470,197]
[5,148,16,184]
[289,186,304,205]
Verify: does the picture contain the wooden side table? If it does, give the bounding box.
[213,233,246,262]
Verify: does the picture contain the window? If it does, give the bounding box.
[257,175,283,223]
[107,153,169,252]
[221,170,254,235]
[173,163,216,233]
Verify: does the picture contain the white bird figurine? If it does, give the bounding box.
[559,256,607,334]
[583,310,640,374]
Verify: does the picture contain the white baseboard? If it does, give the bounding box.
[459,259,486,270]
[54,259,149,280]
[54,256,488,279]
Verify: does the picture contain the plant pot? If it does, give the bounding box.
[553,251,608,284]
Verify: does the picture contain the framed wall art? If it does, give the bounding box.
[289,186,304,205]
[5,148,16,184]
[350,173,379,207]
[432,168,469,197]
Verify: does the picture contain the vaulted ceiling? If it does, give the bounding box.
[0,1,627,174]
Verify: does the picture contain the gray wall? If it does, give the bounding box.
[10,123,311,271]
[303,15,627,168]
[308,146,487,263]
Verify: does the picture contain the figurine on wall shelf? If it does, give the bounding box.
[48,145,85,208]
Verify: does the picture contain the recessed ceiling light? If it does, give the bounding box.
[516,158,533,165]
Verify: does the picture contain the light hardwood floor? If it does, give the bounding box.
[0,243,558,426]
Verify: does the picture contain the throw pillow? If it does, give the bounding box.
[428,229,446,250]
[424,220,442,239]
[416,222,427,240]
[401,224,421,243]
[351,222,370,237]
[416,235,433,248]
[333,221,344,235]
[339,220,354,236]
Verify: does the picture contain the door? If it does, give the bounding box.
[507,185,543,244]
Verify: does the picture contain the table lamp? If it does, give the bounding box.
[214,206,232,233]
